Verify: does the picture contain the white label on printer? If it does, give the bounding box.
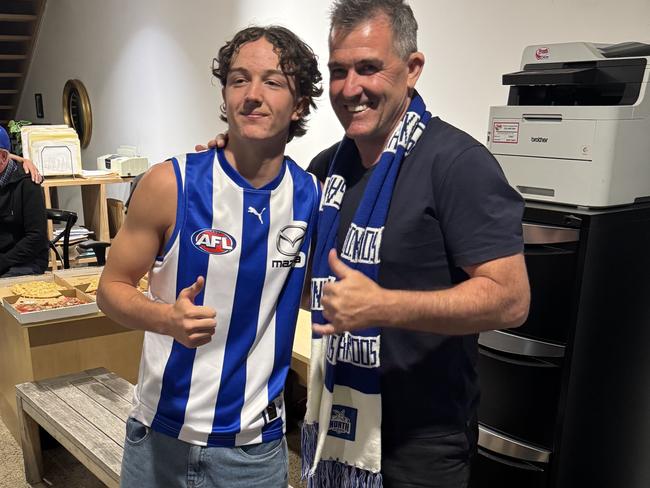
[492,121,519,144]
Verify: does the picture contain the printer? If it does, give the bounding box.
[488,42,650,207]
[96,145,148,177]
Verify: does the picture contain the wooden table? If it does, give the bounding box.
[0,276,143,442]
[16,368,131,488]
[291,310,312,386]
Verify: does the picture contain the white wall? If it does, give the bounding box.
[411,0,650,143]
[16,0,650,218]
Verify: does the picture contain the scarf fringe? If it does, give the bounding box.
[305,458,383,488]
[302,422,383,488]
[301,421,319,479]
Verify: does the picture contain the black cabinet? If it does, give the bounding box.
[472,203,650,488]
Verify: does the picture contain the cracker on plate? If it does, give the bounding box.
[11,281,66,298]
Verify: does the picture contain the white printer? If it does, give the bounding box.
[488,42,650,207]
[97,145,148,177]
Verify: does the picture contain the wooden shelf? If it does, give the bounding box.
[0,35,30,42]
[0,73,22,78]
[0,13,37,22]
[0,54,26,60]
[42,175,133,188]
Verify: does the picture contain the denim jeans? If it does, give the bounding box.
[120,417,288,488]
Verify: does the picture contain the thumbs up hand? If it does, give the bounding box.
[167,276,217,348]
[313,250,383,335]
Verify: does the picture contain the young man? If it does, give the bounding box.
[300,1,530,488]
[97,26,322,488]
[0,126,48,277]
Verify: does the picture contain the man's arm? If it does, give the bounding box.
[96,162,217,348]
[0,180,47,275]
[315,249,530,335]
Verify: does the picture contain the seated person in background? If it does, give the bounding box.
[0,126,48,277]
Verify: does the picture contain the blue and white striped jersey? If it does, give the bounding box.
[131,148,320,447]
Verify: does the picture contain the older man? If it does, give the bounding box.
[300,1,530,488]
[0,126,48,277]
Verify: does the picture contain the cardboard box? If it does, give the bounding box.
[54,268,148,299]
[2,288,98,324]
[54,269,102,300]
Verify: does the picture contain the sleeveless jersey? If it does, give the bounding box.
[130,148,320,447]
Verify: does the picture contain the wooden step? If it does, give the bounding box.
[0,105,14,109]
[0,14,38,22]
[0,54,27,60]
[0,73,22,77]
[0,89,18,94]
[0,35,31,42]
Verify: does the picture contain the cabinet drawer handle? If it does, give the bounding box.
[479,330,565,358]
[523,223,579,244]
[479,424,551,463]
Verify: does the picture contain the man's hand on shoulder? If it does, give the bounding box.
[165,276,217,348]
[14,155,42,184]
[195,132,228,152]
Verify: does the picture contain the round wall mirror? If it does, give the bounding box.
[62,79,92,148]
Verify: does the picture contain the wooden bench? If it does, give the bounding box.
[15,367,132,488]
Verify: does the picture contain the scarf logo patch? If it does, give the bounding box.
[320,174,346,211]
[328,405,357,441]
[326,333,380,368]
[341,224,383,264]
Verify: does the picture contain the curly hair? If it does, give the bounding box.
[213,26,323,142]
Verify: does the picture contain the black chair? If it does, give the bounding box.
[46,209,77,269]
[77,239,110,266]
[46,209,111,268]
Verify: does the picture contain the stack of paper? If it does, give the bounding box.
[53,225,94,245]
[81,169,118,178]
[21,125,83,177]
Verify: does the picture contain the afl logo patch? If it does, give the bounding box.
[192,228,236,255]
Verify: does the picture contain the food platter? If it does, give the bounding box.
[2,277,97,324]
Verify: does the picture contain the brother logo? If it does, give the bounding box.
[531,137,548,143]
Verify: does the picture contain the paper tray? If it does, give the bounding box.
[2,289,98,324]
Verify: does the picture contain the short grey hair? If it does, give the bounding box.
[329,0,418,59]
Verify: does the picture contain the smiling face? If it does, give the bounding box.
[222,37,302,145]
[328,14,423,154]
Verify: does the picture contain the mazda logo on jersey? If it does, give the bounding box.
[277,224,307,256]
[192,228,236,255]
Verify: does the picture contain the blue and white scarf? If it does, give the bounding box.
[302,93,431,487]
